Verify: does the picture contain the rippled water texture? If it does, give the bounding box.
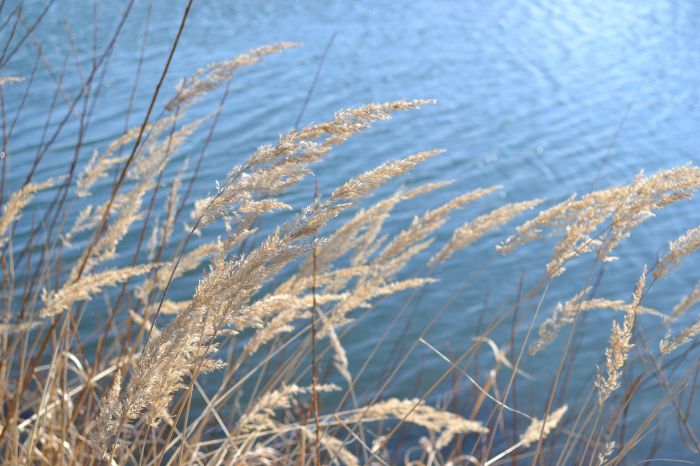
[4,0,700,460]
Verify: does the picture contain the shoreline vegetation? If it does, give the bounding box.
[2,5,700,465]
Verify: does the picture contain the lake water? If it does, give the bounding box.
[4,0,700,461]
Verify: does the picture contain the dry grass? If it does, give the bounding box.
[3,7,700,465]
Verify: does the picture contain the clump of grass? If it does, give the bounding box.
[595,267,646,406]
[0,176,61,247]
[3,5,700,465]
[497,165,700,277]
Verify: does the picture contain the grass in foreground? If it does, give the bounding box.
[2,7,700,465]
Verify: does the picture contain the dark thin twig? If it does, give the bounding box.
[310,175,321,466]
[294,33,336,130]
[588,91,638,192]
[0,0,55,70]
